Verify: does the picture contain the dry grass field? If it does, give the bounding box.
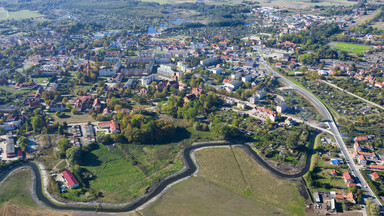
[143,147,306,216]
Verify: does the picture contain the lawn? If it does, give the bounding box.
[144,147,306,216]
[0,10,44,21]
[332,42,371,54]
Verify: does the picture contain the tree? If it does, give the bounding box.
[31,116,44,133]
[18,136,28,152]
[66,147,82,165]
[57,138,71,158]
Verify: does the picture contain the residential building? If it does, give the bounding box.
[343,172,354,183]
[200,57,219,66]
[276,101,288,113]
[99,120,120,133]
[48,102,66,112]
[62,170,79,189]
[358,155,367,165]
[141,74,157,86]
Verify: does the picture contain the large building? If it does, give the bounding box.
[224,80,242,92]
[141,74,157,86]
[200,57,219,66]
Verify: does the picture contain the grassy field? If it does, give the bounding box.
[144,147,306,216]
[81,143,149,203]
[332,42,371,54]
[52,113,95,124]
[0,10,44,21]
[0,169,36,208]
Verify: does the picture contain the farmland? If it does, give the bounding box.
[143,147,306,216]
[331,42,372,54]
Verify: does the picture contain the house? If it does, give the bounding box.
[102,107,112,116]
[192,88,204,97]
[346,192,356,204]
[49,102,66,112]
[372,172,381,181]
[62,170,79,189]
[358,155,367,165]
[343,172,354,183]
[331,169,337,177]
[98,120,120,133]
[93,98,101,113]
[184,94,196,103]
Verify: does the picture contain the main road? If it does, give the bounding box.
[259,55,383,207]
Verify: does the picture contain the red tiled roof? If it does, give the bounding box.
[372,172,380,180]
[343,172,352,180]
[62,170,79,187]
[370,165,384,170]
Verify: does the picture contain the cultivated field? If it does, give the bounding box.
[331,42,371,54]
[144,147,306,216]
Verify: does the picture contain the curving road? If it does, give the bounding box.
[0,141,315,212]
[259,55,383,208]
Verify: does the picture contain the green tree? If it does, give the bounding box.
[66,147,82,165]
[18,136,28,152]
[57,138,71,158]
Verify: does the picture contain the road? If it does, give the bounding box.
[259,56,383,208]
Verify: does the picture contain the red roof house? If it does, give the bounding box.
[343,172,354,183]
[62,170,79,189]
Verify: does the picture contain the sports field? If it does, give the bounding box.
[332,42,371,54]
[143,147,306,216]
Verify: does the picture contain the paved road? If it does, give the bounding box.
[260,57,383,208]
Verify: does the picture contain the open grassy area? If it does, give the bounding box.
[332,42,371,54]
[0,169,76,216]
[144,147,306,216]
[81,143,149,203]
[52,113,95,124]
[0,10,44,21]
[0,169,36,208]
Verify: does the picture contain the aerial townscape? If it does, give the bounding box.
[2,0,384,215]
